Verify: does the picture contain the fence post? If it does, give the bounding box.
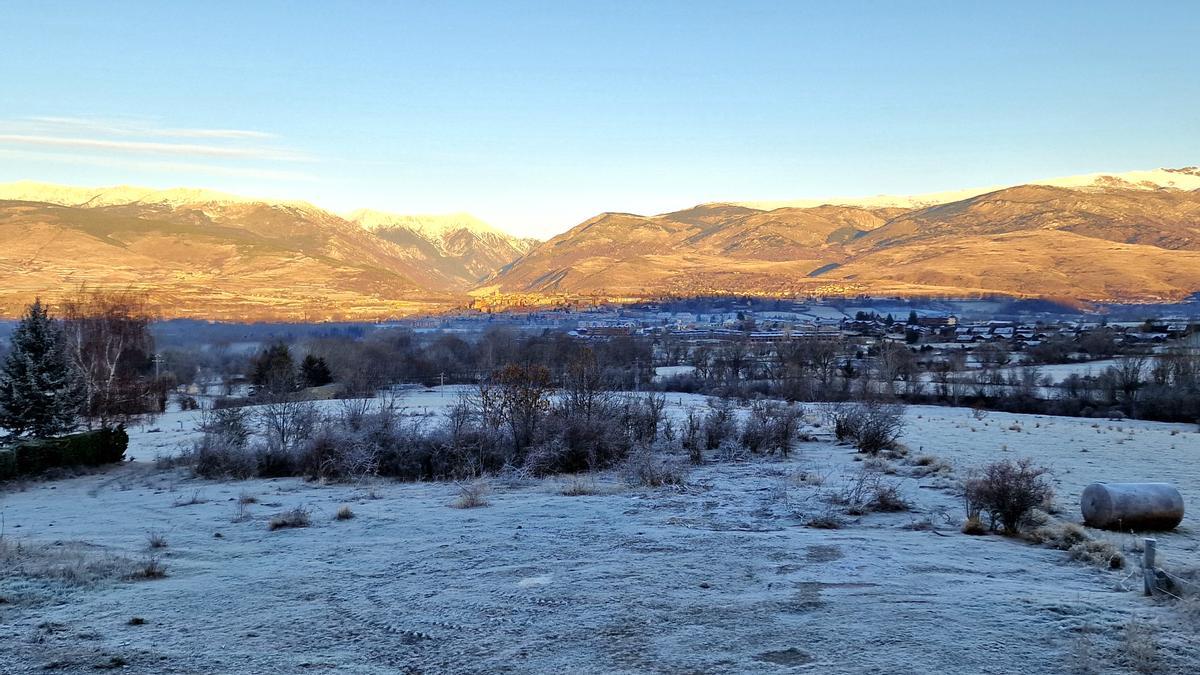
[1143,537,1157,596]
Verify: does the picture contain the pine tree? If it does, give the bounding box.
[0,299,80,437]
[300,355,334,388]
[251,343,297,396]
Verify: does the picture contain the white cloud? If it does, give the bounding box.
[24,116,278,140]
[0,114,315,186]
[0,148,317,182]
[0,133,308,162]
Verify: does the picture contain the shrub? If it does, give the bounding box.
[189,433,256,479]
[1068,539,1125,570]
[830,467,908,514]
[622,444,688,487]
[1026,519,1124,569]
[852,401,906,454]
[560,476,602,496]
[820,402,863,443]
[268,506,312,530]
[0,427,128,479]
[741,401,804,457]
[198,407,251,448]
[963,458,1052,534]
[131,553,167,580]
[145,531,167,549]
[807,510,844,529]
[867,481,911,512]
[452,480,491,508]
[682,411,704,464]
[961,515,987,535]
[703,399,738,450]
[335,505,355,520]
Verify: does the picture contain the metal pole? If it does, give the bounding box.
[1143,537,1157,596]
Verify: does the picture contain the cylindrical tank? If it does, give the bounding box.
[1081,483,1184,531]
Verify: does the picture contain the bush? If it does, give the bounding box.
[0,427,128,479]
[821,402,862,443]
[963,458,1053,534]
[961,515,987,535]
[852,402,906,454]
[452,480,491,508]
[703,399,738,450]
[741,401,804,456]
[198,407,251,448]
[190,433,256,479]
[622,443,688,487]
[268,506,312,530]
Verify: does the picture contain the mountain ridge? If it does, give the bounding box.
[2,167,1200,319]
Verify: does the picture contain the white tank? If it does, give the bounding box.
[1081,482,1184,531]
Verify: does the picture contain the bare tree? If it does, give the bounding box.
[60,288,162,428]
[492,363,552,456]
[1110,355,1148,416]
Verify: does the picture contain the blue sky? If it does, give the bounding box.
[1,1,1196,238]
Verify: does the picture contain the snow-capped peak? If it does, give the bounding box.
[0,180,317,210]
[347,209,506,239]
[727,166,1200,212]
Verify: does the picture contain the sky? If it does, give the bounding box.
[0,1,1197,239]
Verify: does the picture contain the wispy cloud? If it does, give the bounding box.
[0,115,314,182]
[0,148,318,182]
[24,116,279,140]
[0,133,307,162]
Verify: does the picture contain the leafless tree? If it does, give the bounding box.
[60,287,162,428]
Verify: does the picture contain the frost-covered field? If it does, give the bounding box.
[1,393,1198,674]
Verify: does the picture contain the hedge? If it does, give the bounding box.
[0,426,128,480]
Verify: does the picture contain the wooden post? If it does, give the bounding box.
[1143,537,1157,596]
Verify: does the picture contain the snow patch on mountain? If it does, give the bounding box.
[727,167,1200,212]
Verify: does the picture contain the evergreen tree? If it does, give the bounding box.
[0,299,80,437]
[251,343,296,396]
[300,354,334,388]
[908,310,919,325]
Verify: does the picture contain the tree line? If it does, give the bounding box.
[0,290,163,440]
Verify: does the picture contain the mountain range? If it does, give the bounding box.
[1,168,1198,319]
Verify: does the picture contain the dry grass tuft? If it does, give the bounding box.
[231,501,253,523]
[453,480,491,509]
[237,491,258,505]
[961,515,988,535]
[1026,519,1124,569]
[560,476,602,496]
[622,449,689,488]
[172,490,208,507]
[130,553,167,580]
[0,538,139,592]
[806,512,844,529]
[268,506,312,531]
[145,531,167,549]
[335,505,355,520]
[1120,618,1159,673]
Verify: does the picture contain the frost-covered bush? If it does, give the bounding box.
[703,399,738,450]
[851,401,906,454]
[741,401,804,457]
[963,458,1053,534]
[622,442,688,487]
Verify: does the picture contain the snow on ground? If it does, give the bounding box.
[993,359,1133,384]
[2,396,1198,673]
[899,406,1200,563]
[653,365,697,382]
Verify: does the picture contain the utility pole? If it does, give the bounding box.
[440,371,445,397]
[152,353,164,379]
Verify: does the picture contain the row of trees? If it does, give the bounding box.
[656,334,1199,424]
[0,291,162,439]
